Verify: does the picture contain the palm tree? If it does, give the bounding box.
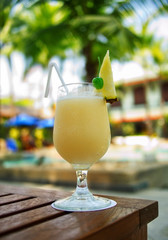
[0,0,17,106]
[1,0,168,81]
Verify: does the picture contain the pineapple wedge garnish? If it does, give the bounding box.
[98,50,117,103]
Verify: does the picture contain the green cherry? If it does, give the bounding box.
[92,77,104,89]
[92,56,104,89]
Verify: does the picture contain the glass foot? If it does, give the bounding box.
[51,194,117,212]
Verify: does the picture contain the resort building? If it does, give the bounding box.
[109,76,168,137]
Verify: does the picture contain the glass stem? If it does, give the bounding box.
[73,170,92,198]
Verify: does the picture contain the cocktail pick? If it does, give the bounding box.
[45,62,68,97]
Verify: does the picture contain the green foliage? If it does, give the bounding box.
[1,0,168,80]
[164,114,168,125]
[122,123,135,136]
[43,128,53,145]
[15,99,34,107]
[0,124,9,139]
[1,98,34,107]
[0,98,11,105]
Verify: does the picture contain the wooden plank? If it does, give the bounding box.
[101,195,158,226]
[139,201,158,226]
[82,212,139,240]
[0,184,158,225]
[0,206,139,240]
[127,225,147,240]
[100,195,157,210]
[0,183,70,199]
[0,197,54,218]
[0,194,34,206]
[0,205,68,236]
[0,184,158,210]
[0,193,13,197]
[104,196,158,227]
[0,184,158,240]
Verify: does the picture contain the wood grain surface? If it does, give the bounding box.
[0,183,158,240]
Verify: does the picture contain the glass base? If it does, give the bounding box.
[51,193,117,212]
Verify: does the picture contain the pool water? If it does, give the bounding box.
[2,154,54,168]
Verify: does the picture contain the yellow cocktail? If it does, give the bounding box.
[53,94,110,170]
[51,83,117,211]
[46,51,117,211]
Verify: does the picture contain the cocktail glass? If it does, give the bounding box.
[51,82,117,211]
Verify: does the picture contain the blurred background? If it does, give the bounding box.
[0,1,168,239]
[1,0,168,179]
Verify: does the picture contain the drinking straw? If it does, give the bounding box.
[44,62,68,97]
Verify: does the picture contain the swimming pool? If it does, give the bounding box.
[2,153,55,168]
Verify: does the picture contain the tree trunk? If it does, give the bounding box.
[8,56,15,109]
[82,44,97,82]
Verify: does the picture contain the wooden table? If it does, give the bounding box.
[0,183,158,240]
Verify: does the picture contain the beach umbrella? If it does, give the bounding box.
[5,113,39,127]
[37,118,54,128]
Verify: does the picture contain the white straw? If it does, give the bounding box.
[44,62,68,97]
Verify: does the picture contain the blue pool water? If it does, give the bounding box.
[2,154,54,168]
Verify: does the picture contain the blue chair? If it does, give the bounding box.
[6,138,18,152]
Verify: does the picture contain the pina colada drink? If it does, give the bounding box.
[53,95,110,170]
[47,50,117,211]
